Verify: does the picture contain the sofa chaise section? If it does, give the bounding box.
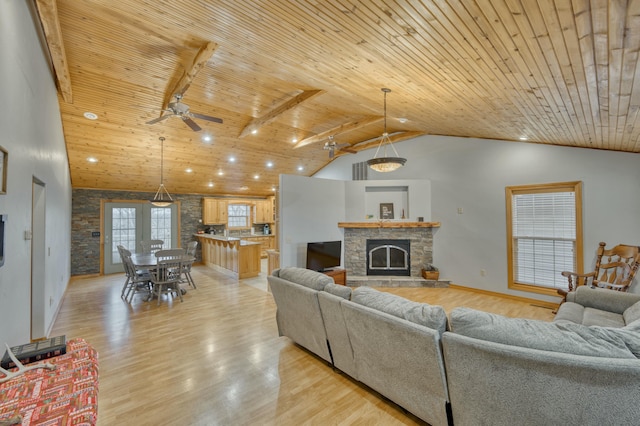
[443,304,640,425]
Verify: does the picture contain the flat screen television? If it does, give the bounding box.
[306,240,342,272]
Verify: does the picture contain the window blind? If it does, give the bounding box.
[512,191,576,289]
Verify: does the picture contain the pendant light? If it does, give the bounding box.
[150,136,174,207]
[366,88,407,172]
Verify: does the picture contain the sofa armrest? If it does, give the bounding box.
[567,286,640,314]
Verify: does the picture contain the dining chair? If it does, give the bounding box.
[121,252,153,302]
[140,239,164,254]
[186,240,198,257]
[150,258,184,305]
[155,248,185,261]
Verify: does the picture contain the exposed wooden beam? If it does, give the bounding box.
[35,0,73,103]
[345,131,427,154]
[162,41,218,109]
[293,116,383,149]
[239,89,325,138]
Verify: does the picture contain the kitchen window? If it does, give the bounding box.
[228,204,250,228]
[506,181,583,296]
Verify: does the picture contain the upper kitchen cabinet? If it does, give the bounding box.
[203,198,228,224]
[254,198,274,224]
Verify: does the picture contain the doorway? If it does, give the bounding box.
[31,178,46,340]
[103,201,178,274]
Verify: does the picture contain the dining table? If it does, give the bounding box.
[129,251,196,296]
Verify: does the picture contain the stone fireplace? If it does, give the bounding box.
[339,221,439,279]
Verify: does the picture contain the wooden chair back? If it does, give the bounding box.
[592,242,640,291]
[140,239,164,254]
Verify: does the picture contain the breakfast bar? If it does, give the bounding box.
[195,234,261,279]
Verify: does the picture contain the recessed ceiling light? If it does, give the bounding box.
[229,156,236,163]
[202,135,212,143]
[297,166,304,171]
[398,117,408,123]
[208,182,214,187]
[292,137,298,143]
[86,157,98,163]
[271,186,276,192]
[251,129,258,135]
[519,136,528,141]
[217,170,224,176]
[83,112,98,120]
[185,168,193,173]
[253,174,260,180]
[266,161,273,168]
[240,186,249,191]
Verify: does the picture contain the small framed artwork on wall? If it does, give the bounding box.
[0,146,6,194]
[380,203,394,219]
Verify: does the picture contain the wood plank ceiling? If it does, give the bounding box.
[36,0,640,197]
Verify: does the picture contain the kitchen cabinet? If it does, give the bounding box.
[253,199,273,224]
[244,235,275,258]
[203,198,228,224]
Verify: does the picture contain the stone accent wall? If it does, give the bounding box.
[343,227,433,277]
[72,189,208,275]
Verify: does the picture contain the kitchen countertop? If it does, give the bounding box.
[194,234,261,245]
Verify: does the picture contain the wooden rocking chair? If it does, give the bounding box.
[557,242,640,303]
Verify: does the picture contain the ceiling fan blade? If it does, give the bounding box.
[182,116,202,132]
[191,112,223,124]
[146,114,172,125]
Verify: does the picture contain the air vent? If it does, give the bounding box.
[352,161,368,180]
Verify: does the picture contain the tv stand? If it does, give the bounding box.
[321,268,346,286]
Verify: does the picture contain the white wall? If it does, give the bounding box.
[315,135,640,301]
[344,179,431,222]
[279,175,345,268]
[0,1,72,345]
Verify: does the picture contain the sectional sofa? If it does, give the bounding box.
[268,267,640,425]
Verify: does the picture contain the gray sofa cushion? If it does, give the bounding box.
[351,287,447,335]
[554,302,626,328]
[275,267,334,291]
[451,307,638,359]
[324,282,351,300]
[623,301,640,325]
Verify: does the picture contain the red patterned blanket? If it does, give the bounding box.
[0,338,98,425]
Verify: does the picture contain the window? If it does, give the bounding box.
[228,204,250,228]
[506,181,583,295]
[150,207,172,248]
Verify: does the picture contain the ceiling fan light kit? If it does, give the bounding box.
[151,137,174,207]
[367,88,407,173]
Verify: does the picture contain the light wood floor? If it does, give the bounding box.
[52,264,555,426]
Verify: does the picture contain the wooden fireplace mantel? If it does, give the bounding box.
[338,221,441,229]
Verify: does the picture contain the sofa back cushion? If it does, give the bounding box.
[351,287,447,335]
[451,307,639,359]
[324,282,352,300]
[273,267,334,291]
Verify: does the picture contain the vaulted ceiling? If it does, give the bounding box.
[36,1,640,197]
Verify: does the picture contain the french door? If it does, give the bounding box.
[103,202,178,274]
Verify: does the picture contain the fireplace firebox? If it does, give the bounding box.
[366,239,410,276]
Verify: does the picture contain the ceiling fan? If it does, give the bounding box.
[146,94,223,132]
[324,135,356,158]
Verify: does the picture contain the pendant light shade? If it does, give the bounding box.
[150,137,174,207]
[366,88,407,172]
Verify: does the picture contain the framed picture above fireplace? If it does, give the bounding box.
[380,203,394,219]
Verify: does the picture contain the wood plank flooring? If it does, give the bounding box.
[51,265,554,425]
